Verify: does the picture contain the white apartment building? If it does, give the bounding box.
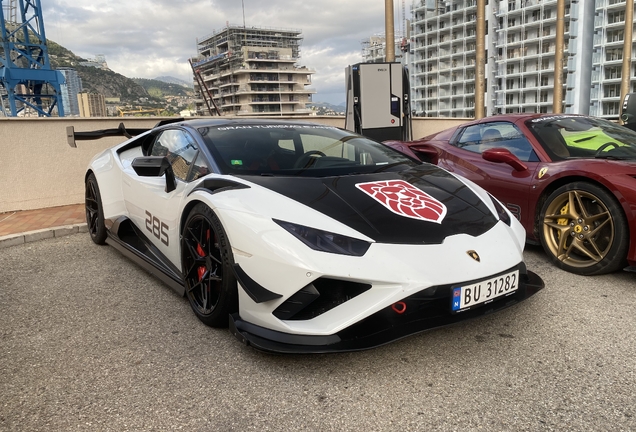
[410,0,636,119]
[192,26,315,116]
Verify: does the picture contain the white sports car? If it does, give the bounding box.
[68,119,544,353]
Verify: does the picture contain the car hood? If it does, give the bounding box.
[238,164,498,244]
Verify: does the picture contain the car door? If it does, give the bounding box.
[122,128,210,266]
[437,121,540,226]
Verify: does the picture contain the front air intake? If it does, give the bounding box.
[273,278,371,321]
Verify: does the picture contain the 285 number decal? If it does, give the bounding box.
[145,211,169,246]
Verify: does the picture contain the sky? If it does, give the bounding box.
[42,0,403,105]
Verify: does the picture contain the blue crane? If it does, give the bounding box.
[0,0,65,116]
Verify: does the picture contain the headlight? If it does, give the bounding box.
[273,219,371,257]
[488,193,511,226]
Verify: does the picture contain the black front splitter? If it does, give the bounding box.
[229,269,544,354]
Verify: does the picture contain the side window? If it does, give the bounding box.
[454,122,538,162]
[188,152,211,182]
[150,129,199,181]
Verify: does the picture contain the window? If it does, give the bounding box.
[453,122,537,161]
[151,129,199,181]
[604,84,621,98]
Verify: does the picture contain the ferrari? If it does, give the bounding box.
[67,118,543,353]
[385,114,636,276]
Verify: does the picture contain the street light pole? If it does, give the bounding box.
[475,0,486,119]
[385,0,395,62]
[620,0,634,123]
[553,0,565,113]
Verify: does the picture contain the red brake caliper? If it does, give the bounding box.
[196,243,206,281]
[195,229,212,281]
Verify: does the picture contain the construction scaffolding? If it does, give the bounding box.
[190,26,314,117]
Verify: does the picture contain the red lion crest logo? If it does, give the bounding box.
[356,180,447,223]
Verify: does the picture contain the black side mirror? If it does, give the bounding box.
[132,156,177,193]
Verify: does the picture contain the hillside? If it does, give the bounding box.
[132,78,193,98]
[154,76,193,88]
[47,39,150,103]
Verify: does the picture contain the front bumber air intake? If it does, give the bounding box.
[229,264,544,354]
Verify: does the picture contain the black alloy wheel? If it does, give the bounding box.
[85,173,107,245]
[539,181,628,275]
[181,203,237,327]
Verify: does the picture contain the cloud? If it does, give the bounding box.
[43,0,402,104]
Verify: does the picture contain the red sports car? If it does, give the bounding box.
[385,114,636,275]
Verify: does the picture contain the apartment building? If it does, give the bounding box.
[410,0,636,119]
[361,34,408,63]
[58,67,82,116]
[591,0,636,117]
[410,0,481,117]
[77,92,106,117]
[192,26,315,116]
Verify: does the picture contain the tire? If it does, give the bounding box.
[539,181,628,275]
[85,173,107,245]
[181,203,238,327]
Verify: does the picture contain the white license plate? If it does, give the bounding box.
[451,270,519,312]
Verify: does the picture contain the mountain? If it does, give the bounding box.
[153,76,193,88]
[307,102,346,115]
[132,78,194,98]
[47,39,150,103]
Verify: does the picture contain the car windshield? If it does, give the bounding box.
[527,115,636,161]
[197,124,417,176]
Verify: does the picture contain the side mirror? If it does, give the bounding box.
[132,156,177,193]
[482,148,528,172]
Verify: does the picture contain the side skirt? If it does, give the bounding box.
[106,216,185,296]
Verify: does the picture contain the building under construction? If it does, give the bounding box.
[191,26,315,116]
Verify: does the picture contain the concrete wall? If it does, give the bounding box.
[0,116,468,213]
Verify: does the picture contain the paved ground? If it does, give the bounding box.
[1,233,635,431]
[0,204,85,237]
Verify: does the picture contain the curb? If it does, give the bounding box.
[0,223,88,249]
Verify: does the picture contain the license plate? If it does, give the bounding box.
[451,270,519,312]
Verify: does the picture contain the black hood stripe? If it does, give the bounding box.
[238,164,497,244]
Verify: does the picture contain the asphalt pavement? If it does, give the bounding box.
[1,233,635,431]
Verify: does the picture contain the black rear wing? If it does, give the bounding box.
[66,118,185,148]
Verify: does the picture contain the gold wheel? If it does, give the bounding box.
[541,186,619,273]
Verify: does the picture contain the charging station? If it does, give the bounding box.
[344,62,412,142]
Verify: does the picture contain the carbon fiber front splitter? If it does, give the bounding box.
[229,268,544,354]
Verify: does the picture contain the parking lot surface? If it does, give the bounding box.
[1,234,635,431]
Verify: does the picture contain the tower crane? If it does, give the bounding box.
[0,0,65,116]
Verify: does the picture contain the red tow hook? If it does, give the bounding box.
[391,301,407,314]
